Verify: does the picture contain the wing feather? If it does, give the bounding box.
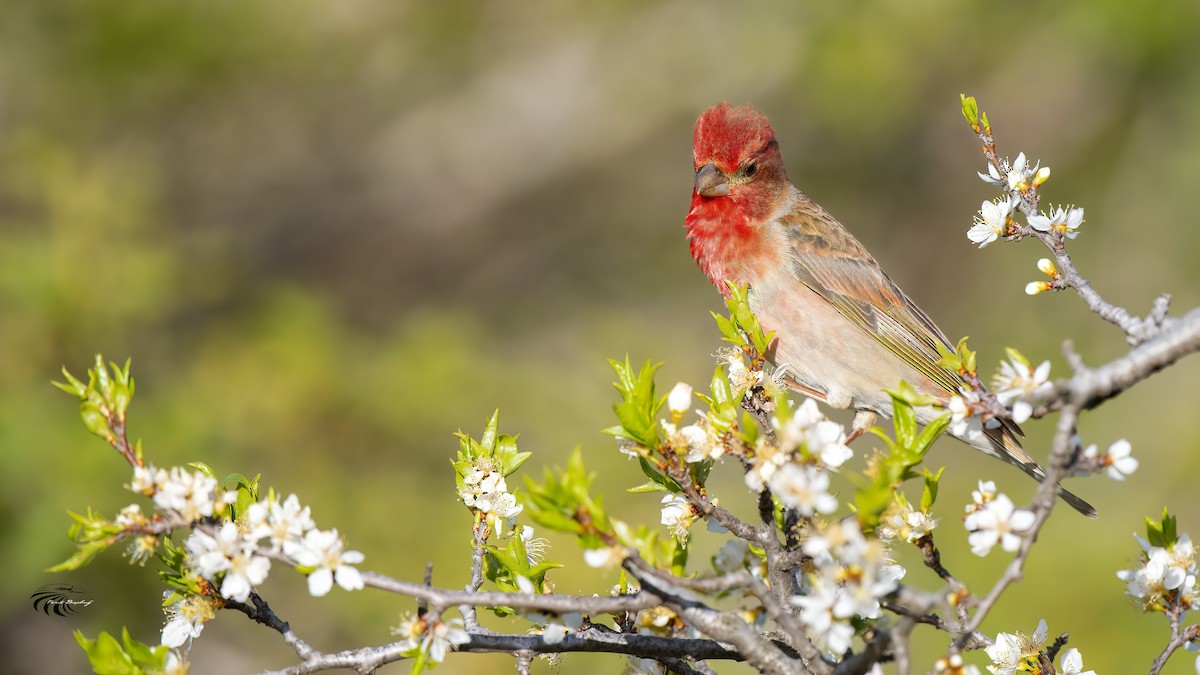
[778,202,964,396]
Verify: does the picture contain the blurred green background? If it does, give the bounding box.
[4,0,1200,672]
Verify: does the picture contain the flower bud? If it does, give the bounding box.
[1025,281,1050,296]
[667,382,693,416]
[1036,258,1058,278]
[1032,166,1051,188]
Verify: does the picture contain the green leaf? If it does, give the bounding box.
[855,394,949,529]
[120,628,167,670]
[716,282,772,356]
[912,412,951,457]
[638,457,680,492]
[920,467,944,512]
[865,426,897,454]
[480,409,499,454]
[960,94,980,126]
[891,393,917,449]
[690,458,713,488]
[188,461,216,479]
[74,630,141,675]
[1146,509,1178,548]
[627,481,668,494]
[521,449,609,537]
[854,487,892,529]
[955,337,976,375]
[608,358,663,447]
[1003,347,1030,369]
[47,540,110,573]
[733,410,758,444]
[711,311,740,343]
[710,367,733,405]
[411,649,429,675]
[502,451,532,476]
[935,341,960,371]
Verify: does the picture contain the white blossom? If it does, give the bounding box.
[151,467,219,522]
[476,491,523,519]
[666,382,693,415]
[934,653,981,675]
[541,612,582,645]
[879,501,938,544]
[796,519,903,629]
[767,463,837,516]
[725,354,762,395]
[161,595,214,648]
[1083,438,1138,480]
[185,522,271,602]
[1118,533,1199,611]
[978,162,1005,186]
[947,391,987,446]
[984,631,1022,675]
[161,650,189,675]
[662,420,722,464]
[968,196,1013,248]
[583,546,625,568]
[460,467,522,529]
[516,526,549,565]
[993,353,1051,424]
[292,528,365,596]
[985,619,1046,675]
[248,493,315,553]
[1028,205,1084,239]
[393,614,469,665]
[128,465,163,495]
[744,434,787,493]
[977,154,1038,192]
[660,493,696,542]
[1059,647,1097,675]
[967,480,997,511]
[964,493,1034,556]
[792,580,855,655]
[633,606,678,636]
[773,399,853,469]
[624,657,665,675]
[115,503,148,528]
[1004,153,1038,192]
[714,540,750,573]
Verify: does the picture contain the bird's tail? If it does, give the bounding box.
[985,424,1098,518]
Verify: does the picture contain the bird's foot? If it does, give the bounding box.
[846,410,878,444]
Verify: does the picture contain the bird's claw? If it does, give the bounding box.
[847,410,878,444]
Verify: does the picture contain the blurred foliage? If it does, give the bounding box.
[4,0,1200,672]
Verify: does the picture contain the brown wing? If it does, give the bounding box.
[777,199,964,397]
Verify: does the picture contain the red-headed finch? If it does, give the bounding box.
[684,103,1095,517]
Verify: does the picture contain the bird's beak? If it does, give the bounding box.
[695,162,729,198]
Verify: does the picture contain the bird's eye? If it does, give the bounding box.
[742,161,757,178]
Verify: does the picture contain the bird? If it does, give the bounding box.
[683,102,1096,517]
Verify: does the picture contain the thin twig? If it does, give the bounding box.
[1148,613,1199,675]
[955,406,1079,648]
[258,627,751,675]
[362,570,658,614]
[630,569,808,675]
[462,517,489,630]
[224,592,315,661]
